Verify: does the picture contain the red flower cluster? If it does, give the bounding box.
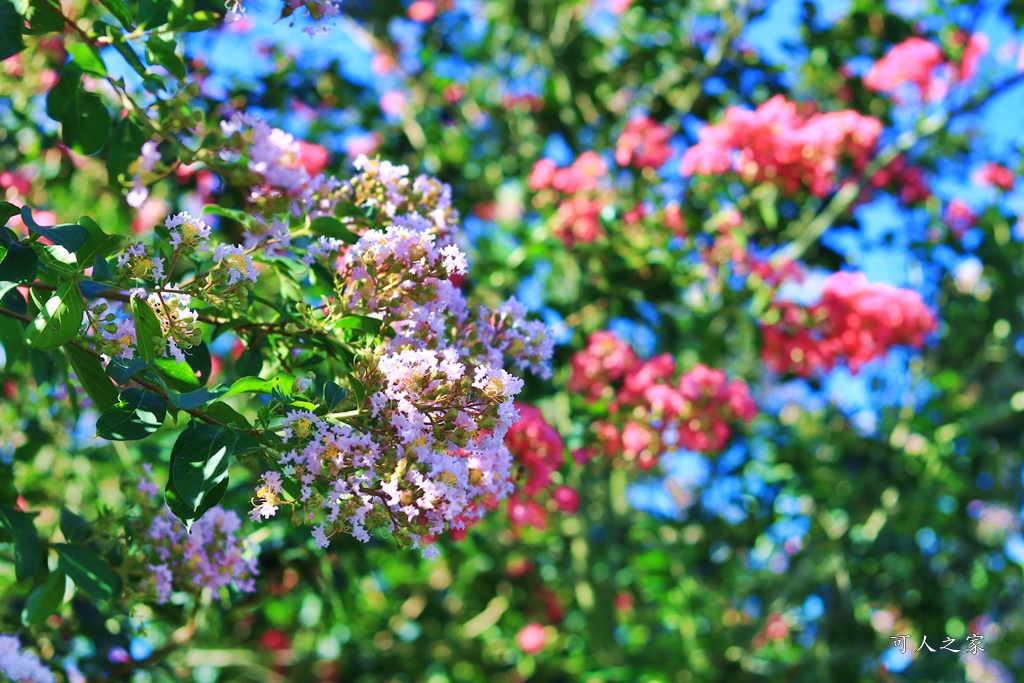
[761,271,937,376]
[570,332,757,463]
[615,116,673,169]
[680,95,883,198]
[503,403,575,531]
[529,152,609,246]
[975,162,1015,191]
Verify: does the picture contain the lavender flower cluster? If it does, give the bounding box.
[141,469,258,604]
[236,138,554,555]
[0,636,53,683]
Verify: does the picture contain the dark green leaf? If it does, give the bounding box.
[59,507,89,543]
[167,423,236,530]
[61,89,111,156]
[309,216,360,244]
[95,388,166,440]
[14,0,65,33]
[0,201,19,224]
[96,0,132,28]
[322,380,349,411]
[131,297,164,365]
[186,340,212,386]
[54,544,122,600]
[77,216,125,266]
[0,505,45,581]
[65,345,118,411]
[45,64,82,123]
[0,227,38,283]
[25,280,84,351]
[21,207,88,252]
[202,401,252,430]
[167,386,225,410]
[21,571,65,627]
[0,0,25,61]
[145,34,186,80]
[106,356,152,384]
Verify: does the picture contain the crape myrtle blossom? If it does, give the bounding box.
[615,116,673,170]
[680,95,930,203]
[760,271,937,376]
[569,332,757,465]
[87,210,259,366]
[528,151,611,247]
[138,466,257,605]
[248,163,554,556]
[0,635,54,683]
[864,34,990,102]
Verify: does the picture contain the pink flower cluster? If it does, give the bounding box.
[974,162,1015,191]
[570,332,757,462]
[680,95,883,198]
[864,34,988,101]
[0,636,53,683]
[682,95,930,203]
[528,151,609,246]
[615,116,673,169]
[864,37,947,99]
[761,271,937,376]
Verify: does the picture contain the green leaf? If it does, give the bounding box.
[322,381,349,411]
[21,571,66,627]
[0,0,25,61]
[0,201,19,225]
[96,0,132,28]
[0,227,39,283]
[0,505,45,581]
[21,207,88,252]
[138,0,169,28]
[154,357,200,392]
[77,217,125,266]
[54,544,122,600]
[106,357,152,384]
[166,386,225,410]
[65,345,118,411]
[202,401,252,430]
[15,0,64,33]
[45,64,82,123]
[222,374,290,399]
[62,89,112,156]
[309,216,360,244]
[201,204,260,230]
[66,42,108,76]
[167,424,236,530]
[25,280,84,352]
[59,507,89,543]
[186,340,212,386]
[181,10,220,31]
[106,116,148,186]
[145,34,186,80]
[131,297,164,365]
[95,388,166,440]
[335,314,383,336]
